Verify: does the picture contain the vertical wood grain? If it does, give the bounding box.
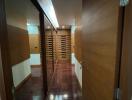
[39,12,48,96]
[82,0,120,99]
[0,48,7,100]
[7,25,30,66]
[29,34,40,54]
[0,0,14,99]
[74,27,82,62]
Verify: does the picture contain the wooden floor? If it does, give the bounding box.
[16,67,44,100]
[16,62,82,100]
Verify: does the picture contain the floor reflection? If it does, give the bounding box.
[16,67,44,100]
[16,62,82,100]
[48,93,69,100]
[47,62,82,100]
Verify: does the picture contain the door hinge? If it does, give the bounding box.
[120,0,129,7]
[115,88,121,100]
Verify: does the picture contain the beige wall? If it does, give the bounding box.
[12,59,31,87]
[7,26,31,88]
[72,53,82,87]
[73,27,82,87]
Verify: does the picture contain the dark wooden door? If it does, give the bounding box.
[0,0,14,100]
[82,0,121,100]
[0,49,6,100]
[0,1,6,99]
[120,0,132,100]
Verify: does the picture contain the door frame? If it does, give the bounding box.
[119,1,132,99]
[82,0,125,99]
[0,0,14,100]
[31,0,56,96]
[0,49,7,100]
[39,12,48,96]
[31,0,49,97]
[114,6,125,98]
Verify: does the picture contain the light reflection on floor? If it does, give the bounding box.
[48,93,69,100]
[47,62,82,100]
[16,62,82,100]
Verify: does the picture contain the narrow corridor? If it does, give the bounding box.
[47,62,82,100]
[16,62,82,100]
[1,0,132,99]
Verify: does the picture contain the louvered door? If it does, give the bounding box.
[46,29,71,62]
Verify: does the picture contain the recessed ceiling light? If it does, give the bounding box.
[63,94,68,99]
[49,94,54,100]
[27,23,30,26]
[62,26,65,29]
[47,26,50,29]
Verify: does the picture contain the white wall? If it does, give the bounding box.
[30,54,41,65]
[72,53,82,88]
[12,59,31,87]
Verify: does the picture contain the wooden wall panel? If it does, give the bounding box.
[71,33,75,53]
[29,34,40,54]
[82,0,120,100]
[7,25,30,66]
[74,27,82,62]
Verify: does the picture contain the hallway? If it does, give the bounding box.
[2,0,132,100]
[16,62,82,100]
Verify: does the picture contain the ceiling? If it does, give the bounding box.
[28,0,82,27]
[52,0,82,26]
[5,0,82,30]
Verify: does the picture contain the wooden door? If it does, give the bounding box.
[0,1,6,99]
[55,30,71,62]
[46,29,71,62]
[0,0,14,99]
[0,49,6,100]
[82,0,121,100]
[45,29,54,88]
[120,0,132,100]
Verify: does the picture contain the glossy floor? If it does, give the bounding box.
[16,62,82,100]
[15,67,44,100]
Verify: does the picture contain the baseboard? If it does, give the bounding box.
[31,65,41,68]
[15,74,31,91]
